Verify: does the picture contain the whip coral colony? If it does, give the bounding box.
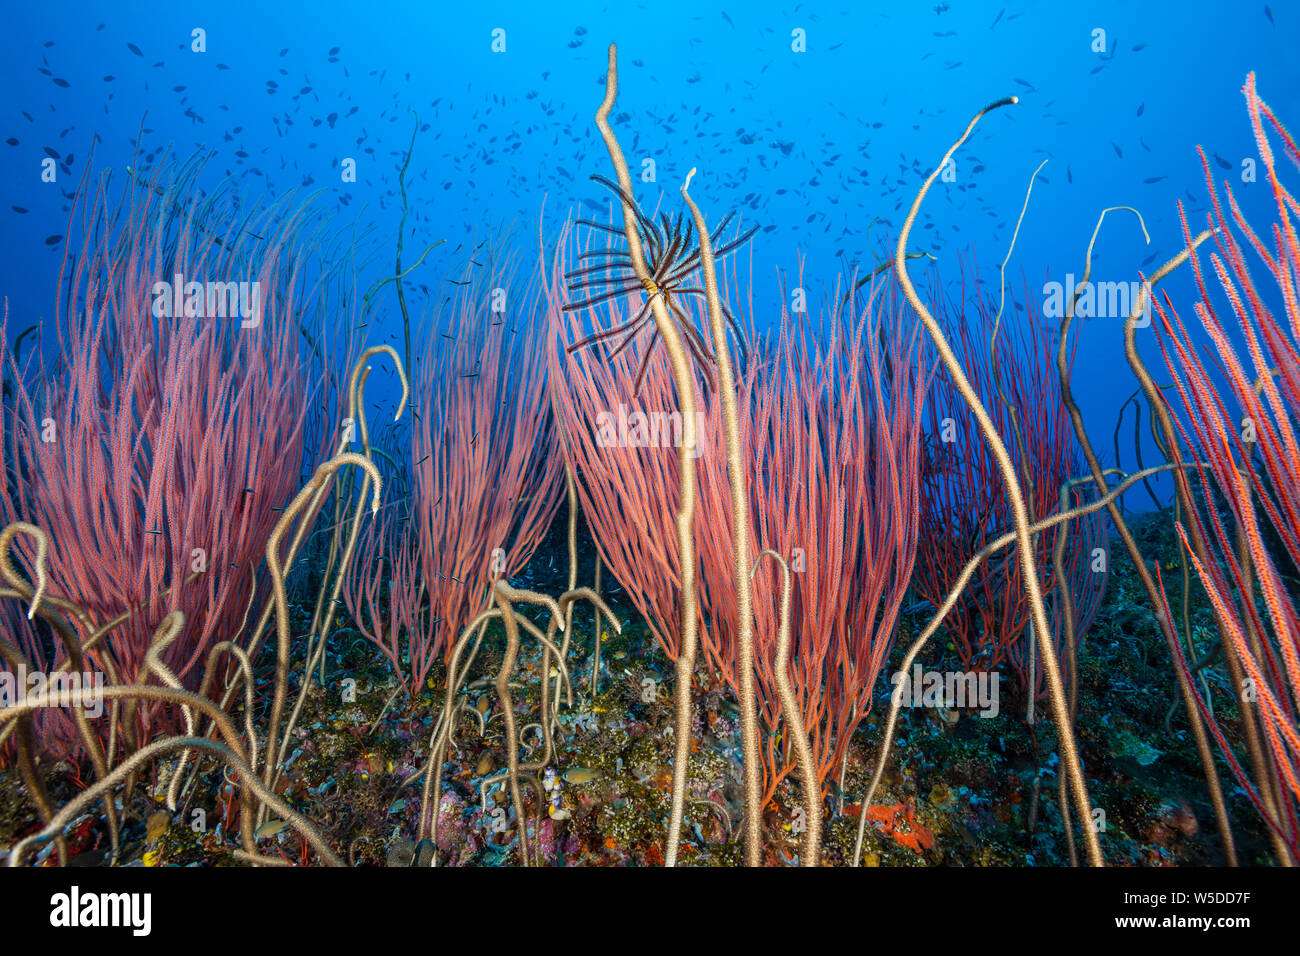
[0,6,1296,902]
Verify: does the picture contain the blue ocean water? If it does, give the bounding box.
[0,0,1294,500]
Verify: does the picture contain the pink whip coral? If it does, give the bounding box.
[548,214,928,801]
[1153,74,1300,863]
[914,265,1107,703]
[343,257,564,698]
[1,156,316,756]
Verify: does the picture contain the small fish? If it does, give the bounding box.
[1111,141,1124,158]
[563,767,597,784]
[1213,152,1232,169]
[254,819,290,840]
[44,234,61,245]
[1265,5,1274,25]
[1136,102,1144,116]
[126,42,142,56]
[1143,175,1167,184]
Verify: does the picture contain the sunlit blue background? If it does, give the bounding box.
[1,0,1294,507]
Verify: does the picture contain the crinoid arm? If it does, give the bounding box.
[565,175,759,389]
